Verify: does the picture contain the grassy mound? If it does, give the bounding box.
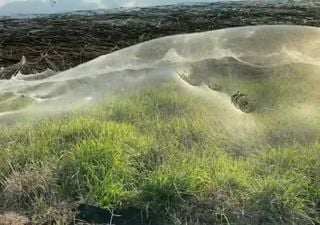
[0,84,319,225]
[0,92,35,113]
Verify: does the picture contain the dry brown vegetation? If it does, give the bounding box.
[1,166,55,209]
[0,212,31,225]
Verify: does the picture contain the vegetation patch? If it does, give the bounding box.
[0,84,319,225]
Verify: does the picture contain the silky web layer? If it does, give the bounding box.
[1,25,320,147]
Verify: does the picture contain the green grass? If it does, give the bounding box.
[0,84,319,225]
[0,93,35,113]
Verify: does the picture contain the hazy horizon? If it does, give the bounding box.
[0,0,238,16]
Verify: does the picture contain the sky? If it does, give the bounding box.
[0,0,229,15]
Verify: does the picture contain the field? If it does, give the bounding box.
[1,1,320,225]
[0,82,319,225]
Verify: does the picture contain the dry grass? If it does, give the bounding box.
[1,165,55,208]
[0,212,31,225]
[33,202,75,225]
